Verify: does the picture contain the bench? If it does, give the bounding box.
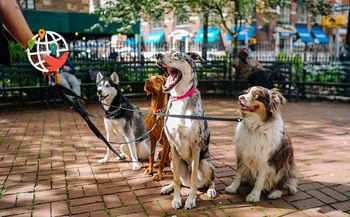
[196,60,229,97]
[232,61,293,99]
[74,60,230,98]
[0,63,48,105]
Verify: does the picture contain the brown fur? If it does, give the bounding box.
[244,86,287,122]
[227,86,298,201]
[144,75,171,181]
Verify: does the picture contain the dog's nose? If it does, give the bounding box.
[97,90,102,95]
[155,53,163,59]
[239,95,245,101]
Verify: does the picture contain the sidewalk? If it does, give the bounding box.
[0,99,349,217]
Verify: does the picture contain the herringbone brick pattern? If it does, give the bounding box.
[0,99,349,217]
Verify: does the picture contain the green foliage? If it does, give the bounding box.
[93,0,332,53]
[9,43,27,62]
[276,52,290,62]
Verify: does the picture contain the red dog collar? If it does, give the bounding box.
[171,86,197,101]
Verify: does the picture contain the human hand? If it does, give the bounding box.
[63,66,70,72]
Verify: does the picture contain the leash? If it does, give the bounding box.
[49,81,168,163]
[49,81,242,164]
[51,82,242,123]
[49,80,123,159]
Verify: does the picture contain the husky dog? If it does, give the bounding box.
[96,72,150,171]
[156,52,216,210]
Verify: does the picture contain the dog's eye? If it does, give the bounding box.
[106,84,111,88]
[98,83,102,87]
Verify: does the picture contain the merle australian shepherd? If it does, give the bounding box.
[225,86,298,202]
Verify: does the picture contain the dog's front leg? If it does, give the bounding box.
[246,170,267,202]
[144,136,156,176]
[185,147,200,209]
[98,129,114,164]
[125,134,141,171]
[153,136,170,181]
[225,172,242,194]
[171,146,182,210]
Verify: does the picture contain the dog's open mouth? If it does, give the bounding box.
[98,94,109,101]
[156,61,182,92]
[239,100,259,112]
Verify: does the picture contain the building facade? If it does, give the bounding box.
[17,0,139,59]
[141,1,348,57]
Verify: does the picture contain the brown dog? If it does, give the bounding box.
[144,75,171,181]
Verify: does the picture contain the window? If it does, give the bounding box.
[99,0,116,8]
[18,0,35,9]
[314,15,322,25]
[175,15,190,27]
[279,7,290,24]
[296,4,307,24]
[151,19,164,29]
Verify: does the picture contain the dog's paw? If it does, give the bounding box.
[154,162,160,168]
[184,196,196,210]
[160,184,173,195]
[116,154,126,160]
[207,189,217,199]
[153,172,162,181]
[287,185,298,195]
[268,190,283,199]
[98,158,108,164]
[172,197,182,210]
[225,185,238,194]
[144,168,153,176]
[246,192,261,203]
[132,163,142,171]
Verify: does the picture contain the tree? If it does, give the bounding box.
[94,0,332,56]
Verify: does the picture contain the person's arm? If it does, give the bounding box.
[62,59,75,73]
[254,59,264,71]
[0,0,33,48]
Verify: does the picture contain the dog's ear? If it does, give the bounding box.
[96,72,103,83]
[269,88,286,112]
[186,52,205,64]
[110,72,119,84]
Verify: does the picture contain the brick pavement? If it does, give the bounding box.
[0,99,349,217]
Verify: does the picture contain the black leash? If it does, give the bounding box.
[49,82,242,163]
[50,82,169,163]
[52,82,242,123]
[50,81,123,159]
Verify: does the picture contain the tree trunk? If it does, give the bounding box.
[202,13,209,61]
[232,0,240,56]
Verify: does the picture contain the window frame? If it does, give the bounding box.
[279,7,291,24]
[18,0,35,9]
[295,4,308,24]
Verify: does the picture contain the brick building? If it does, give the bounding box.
[17,0,139,58]
[141,1,348,56]
[19,0,94,13]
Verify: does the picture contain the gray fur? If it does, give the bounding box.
[96,72,150,170]
[156,52,216,210]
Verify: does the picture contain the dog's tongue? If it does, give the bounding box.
[164,74,175,89]
[241,104,257,112]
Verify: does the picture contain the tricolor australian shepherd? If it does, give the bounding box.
[225,86,298,202]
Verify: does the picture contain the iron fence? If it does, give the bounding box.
[1,40,350,105]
